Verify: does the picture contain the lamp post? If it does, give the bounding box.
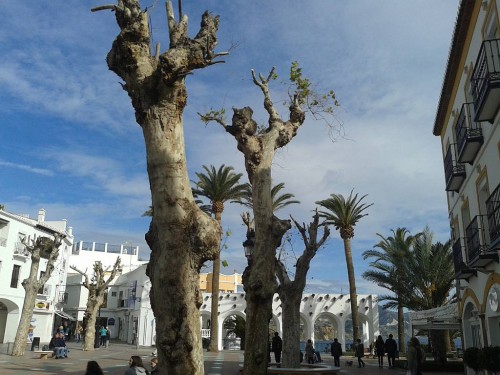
[242,229,255,263]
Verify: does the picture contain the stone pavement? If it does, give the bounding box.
[0,341,462,375]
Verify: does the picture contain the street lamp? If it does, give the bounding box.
[242,229,255,260]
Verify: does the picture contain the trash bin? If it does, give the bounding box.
[31,337,40,351]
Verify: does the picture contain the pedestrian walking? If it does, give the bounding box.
[330,338,342,367]
[271,332,283,363]
[385,333,398,368]
[375,335,385,367]
[355,338,365,368]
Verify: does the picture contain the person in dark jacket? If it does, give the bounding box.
[271,332,283,363]
[375,335,385,367]
[330,338,342,367]
[85,360,104,375]
[385,334,398,368]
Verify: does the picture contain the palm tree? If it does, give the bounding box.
[316,190,373,342]
[362,228,419,352]
[192,164,247,352]
[404,228,454,362]
[235,182,300,212]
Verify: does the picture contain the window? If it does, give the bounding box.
[111,291,117,297]
[10,265,21,288]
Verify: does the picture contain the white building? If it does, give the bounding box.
[432,0,500,361]
[0,208,74,344]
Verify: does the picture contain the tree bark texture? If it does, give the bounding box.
[343,238,360,343]
[71,259,121,351]
[214,69,306,374]
[276,213,329,368]
[397,300,405,353]
[12,236,61,356]
[95,1,222,373]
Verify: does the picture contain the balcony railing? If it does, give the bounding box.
[455,103,484,164]
[487,183,500,248]
[452,238,476,280]
[14,242,30,257]
[471,38,500,122]
[444,144,466,192]
[466,214,499,269]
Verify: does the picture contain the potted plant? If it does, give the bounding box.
[463,347,483,374]
[482,346,500,375]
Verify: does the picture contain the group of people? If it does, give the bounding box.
[84,356,159,375]
[48,327,69,359]
[370,334,398,368]
[99,326,111,348]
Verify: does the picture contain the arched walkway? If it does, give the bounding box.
[0,298,20,343]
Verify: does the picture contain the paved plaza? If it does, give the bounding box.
[0,340,462,374]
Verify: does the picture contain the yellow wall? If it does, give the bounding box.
[199,273,242,293]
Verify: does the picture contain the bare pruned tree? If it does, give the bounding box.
[11,234,64,356]
[70,258,121,351]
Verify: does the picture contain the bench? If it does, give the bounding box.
[267,364,339,375]
[34,350,53,359]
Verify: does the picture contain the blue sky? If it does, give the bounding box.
[0,1,459,296]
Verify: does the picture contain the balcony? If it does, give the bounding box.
[487,183,500,249]
[444,144,466,192]
[13,242,30,260]
[466,215,499,269]
[455,103,484,164]
[452,238,476,280]
[471,39,500,123]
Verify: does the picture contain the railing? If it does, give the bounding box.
[487,183,500,247]
[471,38,500,121]
[201,329,211,338]
[94,243,106,252]
[452,238,466,274]
[465,215,488,262]
[444,144,466,191]
[455,102,483,163]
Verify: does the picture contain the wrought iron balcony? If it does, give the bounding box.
[452,237,476,280]
[455,103,484,164]
[444,144,466,192]
[471,38,500,123]
[487,183,500,249]
[465,215,499,269]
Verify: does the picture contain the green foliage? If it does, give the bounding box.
[234,182,300,213]
[289,61,339,114]
[199,107,226,125]
[463,347,484,373]
[482,346,500,372]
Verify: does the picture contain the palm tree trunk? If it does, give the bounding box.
[208,223,221,352]
[397,300,405,353]
[343,238,360,343]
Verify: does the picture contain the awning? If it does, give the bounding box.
[55,310,76,321]
[409,303,461,331]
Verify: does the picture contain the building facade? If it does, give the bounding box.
[433,0,500,360]
[0,208,74,344]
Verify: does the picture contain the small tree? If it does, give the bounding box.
[70,258,121,351]
[276,211,330,368]
[11,235,63,356]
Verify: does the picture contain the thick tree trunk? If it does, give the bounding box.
[11,284,38,356]
[430,330,448,363]
[98,3,223,373]
[280,291,302,368]
[397,301,405,353]
[343,238,359,343]
[83,299,102,351]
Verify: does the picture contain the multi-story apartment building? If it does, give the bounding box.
[199,272,243,293]
[0,208,74,344]
[433,0,500,355]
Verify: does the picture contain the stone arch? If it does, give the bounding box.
[462,299,482,348]
[221,310,246,351]
[0,298,20,343]
[343,312,369,347]
[460,288,482,317]
[313,312,339,353]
